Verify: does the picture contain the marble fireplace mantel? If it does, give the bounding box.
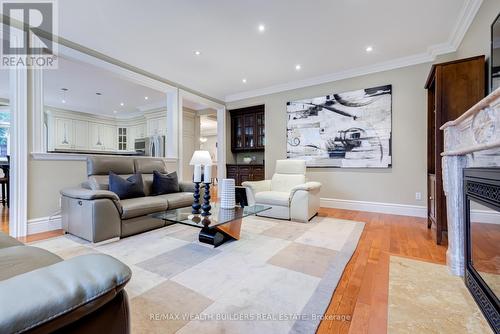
[441,87,500,276]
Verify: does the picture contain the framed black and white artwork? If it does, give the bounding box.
[286,84,392,168]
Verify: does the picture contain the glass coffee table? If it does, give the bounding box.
[150,203,271,247]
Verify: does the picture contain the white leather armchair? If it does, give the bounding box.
[242,160,321,222]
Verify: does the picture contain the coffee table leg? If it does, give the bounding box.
[199,227,233,247]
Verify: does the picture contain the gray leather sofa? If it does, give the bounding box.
[0,231,131,334]
[61,157,195,243]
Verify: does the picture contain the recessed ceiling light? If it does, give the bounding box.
[194,50,201,56]
[113,110,117,114]
[242,78,247,83]
[258,24,265,32]
[144,96,149,100]
[61,99,66,104]
[295,64,301,71]
[366,46,373,52]
[120,102,124,106]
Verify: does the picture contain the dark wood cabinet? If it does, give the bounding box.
[425,55,485,244]
[230,105,265,152]
[226,164,265,186]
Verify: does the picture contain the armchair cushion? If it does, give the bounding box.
[255,191,290,206]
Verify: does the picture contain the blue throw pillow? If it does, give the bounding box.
[151,171,180,195]
[109,172,145,200]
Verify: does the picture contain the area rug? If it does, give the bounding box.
[388,256,492,334]
[31,215,364,334]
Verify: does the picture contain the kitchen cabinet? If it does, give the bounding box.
[89,123,116,151]
[226,164,265,186]
[72,120,89,150]
[229,105,265,152]
[54,117,73,149]
[147,117,166,136]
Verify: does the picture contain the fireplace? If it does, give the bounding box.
[464,168,500,332]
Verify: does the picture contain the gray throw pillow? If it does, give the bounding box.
[109,172,145,199]
[151,171,180,195]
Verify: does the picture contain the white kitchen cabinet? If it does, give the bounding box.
[89,122,105,150]
[135,123,146,138]
[102,124,117,150]
[147,117,166,136]
[89,123,116,151]
[72,120,89,150]
[54,117,73,149]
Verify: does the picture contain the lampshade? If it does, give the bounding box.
[189,150,212,165]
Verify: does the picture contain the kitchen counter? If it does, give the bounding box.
[50,149,144,156]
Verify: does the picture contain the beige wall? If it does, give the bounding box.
[227,63,432,206]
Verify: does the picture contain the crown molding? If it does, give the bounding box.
[225,0,483,103]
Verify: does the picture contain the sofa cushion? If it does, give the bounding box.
[255,191,291,206]
[152,171,180,195]
[0,246,62,281]
[109,172,145,200]
[120,197,168,219]
[156,192,193,209]
[0,232,23,250]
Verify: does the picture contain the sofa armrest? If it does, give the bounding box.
[60,187,119,201]
[0,254,131,334]
[290,182,322,199]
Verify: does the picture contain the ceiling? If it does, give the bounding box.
[43,57,167,117]
[55,0,478,101]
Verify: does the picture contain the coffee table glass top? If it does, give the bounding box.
[150,203,271,229]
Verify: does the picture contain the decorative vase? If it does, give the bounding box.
[220,178,236,209]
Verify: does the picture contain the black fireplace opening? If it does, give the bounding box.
[464,168,500,333]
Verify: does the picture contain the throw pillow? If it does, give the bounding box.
[151,171,180,195]
[109,172,145,200]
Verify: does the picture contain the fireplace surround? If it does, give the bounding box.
[464,168,500,332]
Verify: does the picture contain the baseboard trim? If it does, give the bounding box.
[320,198,427,218]
[27,215,62,235]
[471,209,500,225]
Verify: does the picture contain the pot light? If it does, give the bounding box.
[242,78,247,83]
[295,64,301,71]
[113,110,117,114]
[366,46,373,52]
[120,102,124,106]
[144,96,149,100]
[62,99,66,104]
[258,24,265,32]
[194,50,201,56]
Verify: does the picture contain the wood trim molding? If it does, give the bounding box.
[224,0,483,102]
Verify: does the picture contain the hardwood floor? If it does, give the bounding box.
[316,208,447,334]
[12,206,449,333]
[0,206,8,234]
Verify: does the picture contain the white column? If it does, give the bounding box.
[9,66,28,238]
[166,89,179,159]
[442,154,467,276]
[216,106,226,181]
